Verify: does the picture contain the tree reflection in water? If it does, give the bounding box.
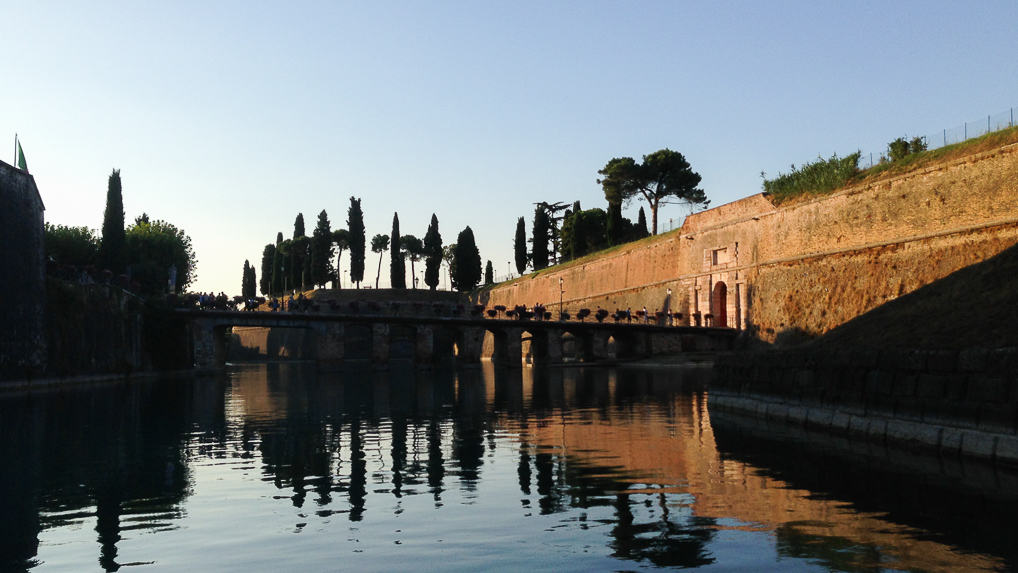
[2,362,1015,571]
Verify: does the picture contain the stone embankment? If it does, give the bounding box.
[712,347,1018,466]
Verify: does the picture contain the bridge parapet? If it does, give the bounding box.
[176,309,735,370]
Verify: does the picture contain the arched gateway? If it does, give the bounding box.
[712,282,727,328]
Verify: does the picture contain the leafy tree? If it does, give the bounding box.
[301,246,311,291]
[513,217,527,275]
[45,223,99,267]
[402,234,424,288]
[99,168,126,273]
[293,213,305,239]
[636,206,649,238]
[260,243,275,295]
[531,205,550,271]
[452,227,481,292]
[310,209,334,288]
[124,217,197,295]
[390,213,405,289]
[484,260,494,285]
[423,214,443,290]
[371,233,389,289]
[570,208,608,258]
[332,228,351,288]
[347,197,366,288]
[597,149,706,234]
[888,135,928,162]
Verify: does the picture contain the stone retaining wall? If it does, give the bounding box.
[711,347,1018,465]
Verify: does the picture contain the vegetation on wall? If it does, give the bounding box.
[887,135,928,162]
[762,151,862,204]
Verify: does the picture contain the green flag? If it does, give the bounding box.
[16,139,28,172]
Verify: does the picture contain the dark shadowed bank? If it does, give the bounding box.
[712,243,1018,466]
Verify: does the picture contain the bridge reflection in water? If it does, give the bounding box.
[2,364,1015,571]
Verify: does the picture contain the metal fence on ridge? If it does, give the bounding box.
[859,106,1016,169]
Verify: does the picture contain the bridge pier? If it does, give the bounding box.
[589,330,610,362]
[314,323,345,370]
[415,326,434,365]
[372,324,390,364]
[191,323,228,369]
[538,329,563,366]
[457,326,485,363]
[501,327,523,368]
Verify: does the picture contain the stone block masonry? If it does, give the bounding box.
[477,143,1018,343]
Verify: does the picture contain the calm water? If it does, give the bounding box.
[2,363,1016,572]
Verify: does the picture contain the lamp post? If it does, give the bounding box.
[666,287,672,325]
[507,261,511,280]
[559,277,564,319]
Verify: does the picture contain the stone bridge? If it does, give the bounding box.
[177,309,737,370]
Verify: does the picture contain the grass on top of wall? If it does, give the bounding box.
[766,125,1018,206]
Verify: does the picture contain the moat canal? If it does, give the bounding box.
[2,363,1016,571]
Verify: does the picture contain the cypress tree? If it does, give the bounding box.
[637,206,649,238]
[484,260,494,285]
[347,197,366,288]
[271,239,287,294]
[423,214,443,291]
[513,217,527,275]
[248,265,257,298]
[260,243,275,295]
[293,213,305,239]
[390,212,405,289]
[452,226,482,292]
[531,206,549,271]
[310,209,334,288]
[241,260,256,298]
[99,168,125,273]
[276,232,283,246]
[571,210,586,258]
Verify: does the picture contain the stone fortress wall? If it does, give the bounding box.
[477,143,1018,343]
[0,160,46,378]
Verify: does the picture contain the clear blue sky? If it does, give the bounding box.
[4,1,1016,294]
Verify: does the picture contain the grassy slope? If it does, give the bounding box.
[811,243,1018,351]
[773,126,1018,206]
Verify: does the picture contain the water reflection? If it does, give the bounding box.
[1,364,1015,571]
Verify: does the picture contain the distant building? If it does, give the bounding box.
[0,158,46,378]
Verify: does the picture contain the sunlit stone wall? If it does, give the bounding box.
[478,144,1018,343]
